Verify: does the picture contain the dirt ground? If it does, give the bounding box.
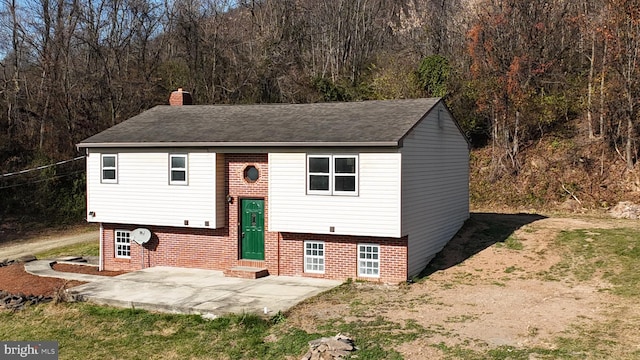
[287,213,640,358]
[0,225,98,261]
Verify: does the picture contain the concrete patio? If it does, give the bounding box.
[25,261,342,316]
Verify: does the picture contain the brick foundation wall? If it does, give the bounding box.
[100,152,409,283]
[102,224,232,272]
[279,233,408,283]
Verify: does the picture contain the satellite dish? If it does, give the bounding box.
[131,228,151,245]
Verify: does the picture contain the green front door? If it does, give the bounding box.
[241,199,265,260]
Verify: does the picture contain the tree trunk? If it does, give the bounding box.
[599,38,607,138]
[626,115,633,170]
[587,31,595,139]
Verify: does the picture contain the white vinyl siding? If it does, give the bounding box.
[269,152,401,237]
[87,149,223,228]
[358,244,380,278]
[115,230,131,258]
[169,154,188,185]
[304,241,325,273]
[101,154,117,183]
[401,102,470,277]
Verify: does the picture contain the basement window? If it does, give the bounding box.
[115,230,131,259]
[358,244,380,278]
[304,241,325,274]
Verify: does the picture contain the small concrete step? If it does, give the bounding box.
[223,266,269,279]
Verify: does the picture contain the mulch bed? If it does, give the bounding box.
[52,263,127,277]
[0,262,127,298]
[0,263,84,297]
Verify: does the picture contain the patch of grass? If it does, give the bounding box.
[270,311,286,324]
[317,315,425,358]
[451,271,478,284]
[433,342,576,359]
[504,266,520,273]
[35,241,99,259]
[555,314,640,359]
[0,279,416,359]
[548,228,640,297]
[0,303,321,360]
[495,235,524,250]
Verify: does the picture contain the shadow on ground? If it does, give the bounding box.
[418,212,547,278]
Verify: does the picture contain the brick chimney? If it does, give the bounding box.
[169,88,193,106]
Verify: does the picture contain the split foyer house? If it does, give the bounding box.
[78,90,470,283]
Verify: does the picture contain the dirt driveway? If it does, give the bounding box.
[286,213,640,358]
[0,226,98,260]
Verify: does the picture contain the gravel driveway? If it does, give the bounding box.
[0,228,98,260]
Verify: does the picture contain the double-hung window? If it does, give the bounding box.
[304,241,325,274]
[169,154,188,185]
[307,155,358,195]
[115,230,131,258]
[101,154,117,183]
[308,156,331,193]
[358,244,380,278]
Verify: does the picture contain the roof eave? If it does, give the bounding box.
[76,141,401,149]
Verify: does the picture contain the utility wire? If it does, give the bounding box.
[0,156,85,178]
[0,170,84,190]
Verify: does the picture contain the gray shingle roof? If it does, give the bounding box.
[78,98,441,148]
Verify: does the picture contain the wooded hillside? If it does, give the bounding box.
[1,0,639,225]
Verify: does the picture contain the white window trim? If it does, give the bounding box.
[115,230,131,259]
[333,155,358,196]
[304,240,325,274]
[307,155,331,195]
[306,154,358,196]
[169,154,188,185]
[101,154,118,184]
[358,243,380,278]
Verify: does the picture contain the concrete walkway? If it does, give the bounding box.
[25,259,106,282]
[25,261,342,316]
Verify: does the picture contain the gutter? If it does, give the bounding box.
[77,141,401,149]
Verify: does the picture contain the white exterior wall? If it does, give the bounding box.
[268,152,401,237]
[86,149,223,228]
[401,102,470,277]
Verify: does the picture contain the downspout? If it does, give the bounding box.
[277,232,281,276]
[99,223,104,271]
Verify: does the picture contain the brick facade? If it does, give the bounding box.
[278,233,408,283]
[101,153,409,283]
